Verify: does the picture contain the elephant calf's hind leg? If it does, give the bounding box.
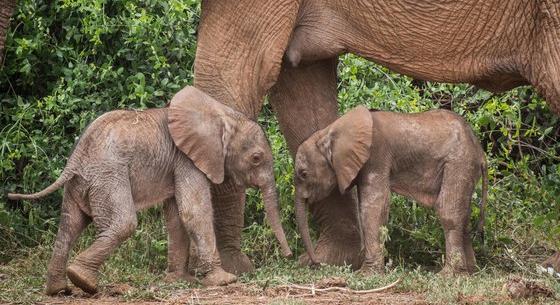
[436,166,475,275]
[67,187,137,294]
[46,187,90,296]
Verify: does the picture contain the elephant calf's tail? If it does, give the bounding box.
[477,158,488,244]
[7,170,74,201]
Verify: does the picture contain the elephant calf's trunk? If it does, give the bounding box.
[295,195,318,265]
[261,184,292,257]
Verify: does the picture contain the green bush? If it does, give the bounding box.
[1,0,559,276]
[1,0,199,260]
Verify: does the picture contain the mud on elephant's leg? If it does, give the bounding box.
[269,58,363,269]
[188,181,253,276]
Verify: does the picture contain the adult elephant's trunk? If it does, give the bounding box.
[260,181,292,257]
[295,194,318,265]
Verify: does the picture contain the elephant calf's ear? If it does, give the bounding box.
[317,106,373,193]
[168,86,233,184]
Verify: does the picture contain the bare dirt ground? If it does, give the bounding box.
[40,283,428,305]
[14,275,557,304]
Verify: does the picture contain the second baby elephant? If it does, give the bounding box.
[8,86,292,295]
[294,106,487,275]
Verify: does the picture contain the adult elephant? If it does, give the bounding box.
[193,0,560,274]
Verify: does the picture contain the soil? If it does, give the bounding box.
[32,277,556,304]
[40,283,428,305]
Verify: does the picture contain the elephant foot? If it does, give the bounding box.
[45,278,70,296]
[164,271,198,284]
[438,253,470,277]
[189,250,254,276]
[438,267,468,277]
[66,263,98,294]
[298,236,363,269]
[356,260,385,276]
[219,251,254,275]
[438,264,469,277]
[542,252,560,274]
[201,268,237,286]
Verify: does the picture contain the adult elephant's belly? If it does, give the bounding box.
[288,0,531,91]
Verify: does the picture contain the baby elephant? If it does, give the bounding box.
[8,86,292,295]
[294,106,487,275]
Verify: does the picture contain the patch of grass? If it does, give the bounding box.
[2,245,560,304]
[0,245,50,303]
[245,261,560,305]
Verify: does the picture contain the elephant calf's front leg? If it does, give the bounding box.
[174,165,237,286]
[357,174,391,275]
[163,199,197,284]
[188,181,253,276]
[270,58,363,269]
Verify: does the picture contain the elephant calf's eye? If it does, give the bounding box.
[251,152,263,165]
[298,170,307,180]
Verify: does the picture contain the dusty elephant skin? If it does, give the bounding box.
[294,106,488,275]
[193,0,560,272]
[7,86,292,296]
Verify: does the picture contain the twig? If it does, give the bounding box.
[152,295,168,302]
[281,278,401,295]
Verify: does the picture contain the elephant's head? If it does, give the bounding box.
[167,86,292,257]
[294,106,373,264]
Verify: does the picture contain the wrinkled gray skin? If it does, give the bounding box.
[192,0,560,273]
[4,0,560,273]
[294,106,488,275]
[7,86,291,296]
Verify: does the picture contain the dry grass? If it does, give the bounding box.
[1,248,559,305]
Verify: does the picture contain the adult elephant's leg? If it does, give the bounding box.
[0,0,16,63]
[269,58,363,269]
[206,182,253,275]
[529,9,560,271]
[189,182,250,276]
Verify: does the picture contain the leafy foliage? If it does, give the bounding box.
[1,0,559,283]
[1,0,199,260]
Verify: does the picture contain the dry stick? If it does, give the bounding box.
[282,278,402,295]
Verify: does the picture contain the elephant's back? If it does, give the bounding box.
[371,109,481,162]
[71,108,178,173]
[78,108,169,151]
